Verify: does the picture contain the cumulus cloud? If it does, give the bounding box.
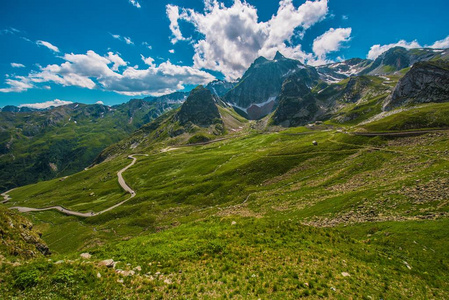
[18,99,73,109]
[167,0,329,80]
[129,0,141,8]
[428,36,449,49]
[169,49,175,54]
[367,40,421,60]
[106,52,127,71]
[36,40,60,52]
[11,63,25,68]
[312,27,352,63]
[1,50,215,96]
[141,55,155,66]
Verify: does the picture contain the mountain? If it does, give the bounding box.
[384,60,449,110]
[223,51,305,119]
[176,86,222,126]
[3,47,449,299]
[361,47,449,75]
[317,58,372,83]
[0,96,180,192]
[94,86,247,163]
[205,80,236,97]
[271,68,321,126]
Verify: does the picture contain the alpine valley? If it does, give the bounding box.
[2,46,449,299]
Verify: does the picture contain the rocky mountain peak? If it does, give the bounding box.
[383,60,449,110]
[177,85,222,126]
[274,51,285,60]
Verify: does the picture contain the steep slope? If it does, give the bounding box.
[94,86,247,162]
[383,60,449,110]
[272,74,395,127]
[271,68,321,127]
[205,80,236,97]
[361,47,449,75]
[0,96,180,192]
[0,205,50,259]
[176,85,222,126]
[317,58,373,83]
[223,51,305,119]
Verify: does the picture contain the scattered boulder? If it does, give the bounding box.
[116,270,135,277]
[98,259,114,268]
[133,266,142,272]
[341,272,351,277]
[80,253,91,259]
[231,221,237,226]
[312,141,318,146]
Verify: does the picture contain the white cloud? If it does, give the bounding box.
[169,49,175,54]
[312,27,352,61]
[129,0,141,8]
[107,52,127,71]
[1,50,215,96]
[167,4,187,44]
[428,36,449,49]
[367,40,421,60]
[36,40,60,52]
[18,99,73,109]
[0,77,34,93]
[96,101,104,105]
[11,63,25,68]
[111,34,134,45]
[141,55,155,66]
[142,42,152,50]
[124,37,134,45]
[167,0,329,80]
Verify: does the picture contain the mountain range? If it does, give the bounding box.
[2,45,449,298]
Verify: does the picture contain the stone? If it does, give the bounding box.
[341,272,350,277]
[97,272,101,278]
[98,259,114,268]
[80,253,91,259]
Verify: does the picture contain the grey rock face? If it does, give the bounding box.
[223,52,305,119]
[177,86,222,126]
[384,61,449,110]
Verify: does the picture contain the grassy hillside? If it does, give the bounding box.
[0,100,179,192]
[361,102,449,131]
[2,100,449,298]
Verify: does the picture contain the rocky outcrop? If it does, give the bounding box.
[0,206,50,258]
[223,52,305,119]
[176,86,222,127]
[384,61,449,110]
[205,80,236,97]
[271,69,321,127]
[362,47,449,75]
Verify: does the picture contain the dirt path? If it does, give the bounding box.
[9,154,147,217]
[1,188,15,204]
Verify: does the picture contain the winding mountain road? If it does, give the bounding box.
[8,154,147,217]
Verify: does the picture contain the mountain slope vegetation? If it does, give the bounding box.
[2,47,449,299]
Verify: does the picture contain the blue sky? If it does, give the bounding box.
[1,0,448,108]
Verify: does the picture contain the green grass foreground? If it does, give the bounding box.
[2,103,449,298]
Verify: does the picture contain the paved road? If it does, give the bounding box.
[1,188,15,204]
[351,128,449,137]
[9,154,147,217]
